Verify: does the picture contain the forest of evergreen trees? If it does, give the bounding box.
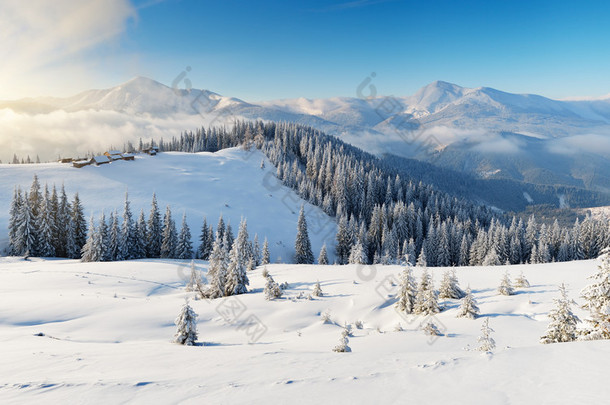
[6,120,610,267]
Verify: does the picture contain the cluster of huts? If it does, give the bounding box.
[63,147,159,168]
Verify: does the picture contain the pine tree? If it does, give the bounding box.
[186,260,204,293]
[332,330,351,352]
[540,283,580,344]
[498,271,514,296]
[456,286,480,319]
[438,269,465,299]
[176,213,194,259]
[395,263,417,314]
[318,243,329,265]
[416,247,427,267]
[147,193,163,258]
[98,212,109,261]
[477,318,495,352]
[173,299,198,346]
[580,248,610,340]
[160,205,178,258]
[294,205,314,264]
[262,237,270,265]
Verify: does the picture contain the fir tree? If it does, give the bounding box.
[514,271,530,288]
[8,187,23,255]
[173,299,198,346]
[120,192,135,260]
[71,193,88,253]
[540,283,580,344]
[294,205,314,264]
[133,210,148,259]
[16,193,38,257]
[414,268,439,315]
[252,233,261,267]
[456,286,480,319]
[196,217,210,260]
[225,238,250,296]
[348,240,367,264]
[107,211,121,261]
[36,186,56,257]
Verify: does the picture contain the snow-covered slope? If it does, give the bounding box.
[0,257,607,403]
[0,148,337,262]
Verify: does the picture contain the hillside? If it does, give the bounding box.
[0,148,337,263]
[0,257,607,403]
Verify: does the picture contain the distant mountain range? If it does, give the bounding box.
[2,77,609,207]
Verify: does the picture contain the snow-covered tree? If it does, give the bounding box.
[252,233,261,267]
[107,211,121,261]
[264,273,282,300]
[225,238,249,296]
[395,264,417,314]
[262,237,270,265]
[176,213,194,259]
[81,215,104,262]
[540,283,580,344]
[456,286,480,319]
[294,205,314,264]
[422,321,442,336]
[205,237,228,298]
[514,271,530,288]
[160,205,178,258]
[580,248,610,340]
[173,299,198,346]
[312,280,323,297]
[8,187,23,255]
[119,192,135,260]
[133,210,148,259]
[318,243,329,265]
[438,268,465,299]
[71,193,88,253]
[196,217,212,260]
[498,271,514,296]
[16,194,38,257]
[348,240,367,264]
[414,268,440,315]
[36,187,56,257]
[477,318,495,352]
[147,193,163,258]
[186,260,205,295]
[332,328,351,352]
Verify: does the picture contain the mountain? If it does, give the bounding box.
[2,77,610,203]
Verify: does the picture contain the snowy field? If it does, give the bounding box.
[0,148,337,262]
[1,257,608,404]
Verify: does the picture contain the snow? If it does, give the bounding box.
[0,148,337,263]
[0,258,608,403]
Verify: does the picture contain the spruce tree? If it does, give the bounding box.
[160,205,178,258]
[71,193,88,253]
[540,283,580,344]
[414,268,439,315]
[294,205,314,264]
[264,273,282,300]
[197,217,212,260]
[438,269,465,299]
[120,192,135,260]
[147,193,163,258]
[16,193,38,257]
[348,240,367,264]
[225,238,249,296]
[312,280,323,297]
[8,187,23,255]
[514,271,530,288]
[107,211,121,261]
[36,186,56,257]
[252,234,261,266]
[318,243,329,265]
[206,237,228,298]
[133,210,148,259]
[173,299,198,346]
[176,213,194,259]
[262,237,270,265]
[395,264,417,314]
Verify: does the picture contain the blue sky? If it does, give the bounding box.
[3,0,610,100]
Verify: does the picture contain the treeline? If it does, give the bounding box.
[7,176,269,269]
[150,120,609,266]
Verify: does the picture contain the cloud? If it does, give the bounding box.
[0,0,135,98]
[546,133,610,157]
[0,108,210,162]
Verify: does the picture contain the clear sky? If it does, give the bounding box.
[2,0,610,100]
